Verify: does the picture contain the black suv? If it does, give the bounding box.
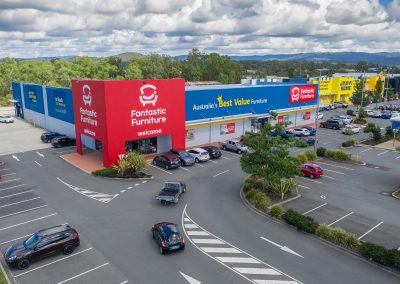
[152,222,185,254]
[320,119,344,130]
[41,132,62,143]
[4,224,80,270]
[152,154,181,169]
[201,146,222,159]
[51,136,76,148]
[168,149,195,166]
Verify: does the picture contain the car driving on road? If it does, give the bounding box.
[156,182,186,204]
[168,149,195,166]
[152,154,181,170]
[4,224,80,270]
[152,222,185,254]
[188,148,210,162]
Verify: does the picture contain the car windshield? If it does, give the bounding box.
[24,234,39,249]
[316,166,322,170]
[180,152,191,158]
[236,142,243,147]
[161,225,179,236]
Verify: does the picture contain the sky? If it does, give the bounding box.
[1,0,400,58]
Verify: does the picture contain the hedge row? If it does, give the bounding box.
[282,209,318,234]
[316,224,361,250]
[360,242,400,269]
[316,147,350,161]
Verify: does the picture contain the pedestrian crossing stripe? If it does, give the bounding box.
[182,208,303,284]
[56,177,118,203]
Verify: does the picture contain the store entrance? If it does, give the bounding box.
[251,117,269,132]
[125,137,157,155]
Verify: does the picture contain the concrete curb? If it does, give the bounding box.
[239,186,400,278]
[92,174,154,180]
[392,190,400,200]
[0,258,13,284]
[267,193,302,209]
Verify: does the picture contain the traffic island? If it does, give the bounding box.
[316,147,366,165]
[392,190,400,199]
[92,168,151,179]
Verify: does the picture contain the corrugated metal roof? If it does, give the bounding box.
[185,83,311,91]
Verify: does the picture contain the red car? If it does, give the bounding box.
[300,163,323,179]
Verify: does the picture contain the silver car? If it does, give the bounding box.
[188,148,210,163]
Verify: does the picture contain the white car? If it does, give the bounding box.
[339,115,352,125]
[291,128,310,137]
[317,112,323,120]
[391,111,400,119]
[0,115,14,123]
[342,124,361,134]
[365,109,374,116]
[188,148,210,162]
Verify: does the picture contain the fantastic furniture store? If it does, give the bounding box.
[12,79,318,167]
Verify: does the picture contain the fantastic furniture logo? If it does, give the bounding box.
[289,86,316,104]
[82,85,92,106]
[139,84,158,106]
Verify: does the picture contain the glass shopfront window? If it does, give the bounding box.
[125,138,157,154]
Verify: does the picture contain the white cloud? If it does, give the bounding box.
[0,0,398,58]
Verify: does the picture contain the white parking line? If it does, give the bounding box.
[120,281,128,284]
[0,178,21,184]
[322,175,335,180]
[14,248,93,278]
[323,169,344,175]
[302,203,327,215]
[56,263,109,284]
[148,164,174,175]
[0,184,27,192]
[322,142,333,145]
[300,177,323,184]
[0,197,40,209]
[0,233,33,246]
[1,173,16,177]
[298,185,311,189]
[186,231,209,236]
[0,213,57,231]
[328,212,354,226]
[202,247,240,253]
[0,168,11,172]
[192,239,225,244]
[0,205,48,219]
[360,148,372,153]
[195,163,205,168]
[395,155,400,160]
[184,224,199,229]
[213,170,230,178]
[358,222,384,240]
[34,161,42,167]
[221,156,231,160]
[253,280,298,284]
[179,166,192,172]
[233,267,281,275]
[317,162,354,171]
[209,160,218,164]
[377,150,390,156]
[0,190,33,199]
[216,257,260,264]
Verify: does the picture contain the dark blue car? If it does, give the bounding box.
[381,112,392,119]
[303,126,316,136]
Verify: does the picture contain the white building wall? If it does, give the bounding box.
[23,108,46,129]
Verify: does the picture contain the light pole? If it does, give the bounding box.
[314,83,320,152]
[360,72,365,108]
[384,68,391,103]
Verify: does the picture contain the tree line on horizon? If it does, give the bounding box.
[0,48,398,106]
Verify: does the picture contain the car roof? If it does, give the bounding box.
[37,224,72,236]
[304,162,320,167]
[192,147,207,152]
[163,153,179,158]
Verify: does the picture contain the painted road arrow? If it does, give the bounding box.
[36,151,44,158]
[12,155,20,162]
[179,271,202,284]
[260,236,304,258]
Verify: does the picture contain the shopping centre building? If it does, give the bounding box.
[12,79,318,167]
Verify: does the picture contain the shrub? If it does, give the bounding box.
[244,176,264,192]
[112,159,131,177]
[316,147,327,157]
[93,167,118,177]
[363,123,376,133]
[346,109,354,116]
[343,128,354,136]
[269,204,285,218]
[251,191,271,210]
[125,151,147,172]
[282,209,319,234]
[304,150,317,161]
[372,127,382,141]
[296,153,308,164]
[396,146,400,152]
[92,167,150,178]
[360,242,400,269]
[316,224,361,250]
[294,139,309,148]
[334,150,350,161]
[385,126,394,137]
[342,140,355,147]
[358,108,367,120]
[245,189,257,200]
[325,149,336,159]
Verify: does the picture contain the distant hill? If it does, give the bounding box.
[175,52,400,65]
[110,52,144,62]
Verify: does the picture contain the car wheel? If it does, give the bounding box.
[237,149,242,154]
[195,158,199,163]
[180,244,185,250]
[159,246,165,255]
[309,174,315,179]
[174,197,179,204]
[63,244,75,255]
[152,232,155,239]
[17,259,30,270]
[165,165,169,170]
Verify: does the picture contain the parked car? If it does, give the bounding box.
[4,224,80,270]
[156,182,186,204]
[152,154,181,170]
[0,115,14,123]
[369,110,382,118]
[364,109,374,116]
[188,148,210,162]
[302,126,316,136]
[168,149,195,166]
[391,111,400,119]
[290,128,310,137]
[152,222,185,254]
[381,111,392,119]
[201,146,222,159]
[317,112,323,120]
[342,124,361,134]
[320,119,344,130]
[333,101,348,108]
[339,115,352,125]
[221,139,249,154]
[271,130,294,140]
[300,163,324,179]
[298,136,317,145]
[41,132,63,143]
[51,136,76,148]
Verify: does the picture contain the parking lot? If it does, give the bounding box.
[0,163,128,284]
[283,157,400,250]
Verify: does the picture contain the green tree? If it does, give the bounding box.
[124,60,143,79]
[141,54,166,79]
[0,57,19,97]
[240,123,300,187]
[71,56,96,79]
[350,76,367,110]
[112,159,130,177]
[372,78,383,108]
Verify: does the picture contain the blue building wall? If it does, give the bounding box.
[46,86,74,124]
[185,84,317,121]
[12,82,22,103]
[22,84,45,114]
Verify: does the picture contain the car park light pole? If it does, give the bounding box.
[314,83,321,152]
